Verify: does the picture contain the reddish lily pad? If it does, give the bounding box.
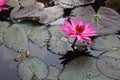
[54,0,95,8]
[10,3,64,24]
[71,6,120,35]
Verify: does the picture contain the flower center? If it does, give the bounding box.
[75,25,85,34]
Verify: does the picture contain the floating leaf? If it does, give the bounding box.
[71,6,120,35]
[90,74,113,80]
[15,22,50,48]
[29,26,50,48]
[100,50,120,58]
[7,0,18,7]
[10,4,64,24]
[37,0,53,7]
[55,0,95,8]
[105,0,120,11]
[3,24,28,52]
[70,6,96,25]
[59,57,100,80]
[18,56,49,80]
[48,25,67,55]
[91,35,120,51]
[96,7,120,35]
[19,0,36,7]
[0,21,10,44]
[96,57,120,79]
[50,17,68,25]
[46,66,60,80]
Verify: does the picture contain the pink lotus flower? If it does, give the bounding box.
[0,0,8,11]
[60,18,98,45]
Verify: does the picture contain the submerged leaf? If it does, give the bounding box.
[59,57,100,80]
[91,35,120,51]
[10,3,64,24]
[96,57,120,79]
[71,6,120,35]
[18,56,49,80]
[3,24,28,52]
[55,0,95,8]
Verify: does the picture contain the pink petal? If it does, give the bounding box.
[85,22,90,29]
[77,36,83,43]
[64,20,75,31]
[81,33,98,37]
[64,20,72,28]
[0,0,8,6]
[68,34,76,38]
[77,19,83,26]
[70,17,77,29]
[0,7,8,11]
[82,36,92,45]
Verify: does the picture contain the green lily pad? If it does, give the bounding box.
[100,49,120,58]
[48,25,67,55]
[29,26,50,48]
[59,57,100,80]
[0,21,10,45]
[96,57,120,79]
[90,74,113,80]
[91,35,120,51]
[18,56,49,80]
[3,24,28,52]
[47,66,60,80]
[71,6,120,35]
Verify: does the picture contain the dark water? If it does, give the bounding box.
[0,42,63,80]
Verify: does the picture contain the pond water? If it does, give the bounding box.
[0,42,63,80]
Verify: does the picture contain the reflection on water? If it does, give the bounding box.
[0,42,63,80]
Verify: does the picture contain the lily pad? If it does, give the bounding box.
[90,74,113,80]
[48,25,67,55]
[59,57,100,80]
[19,0,36,7]
[55,0,95,8]
[0,22,10,44]
[29,26,50,48]
[91,35,120,51]
[100,49,120,58]
[3,24,28,52]
[96,57,120,79]
[7,0,18,7]
[47,66,60,80]
[71,6,120,35]
[18,56,49,80]
[10,4,64,24]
